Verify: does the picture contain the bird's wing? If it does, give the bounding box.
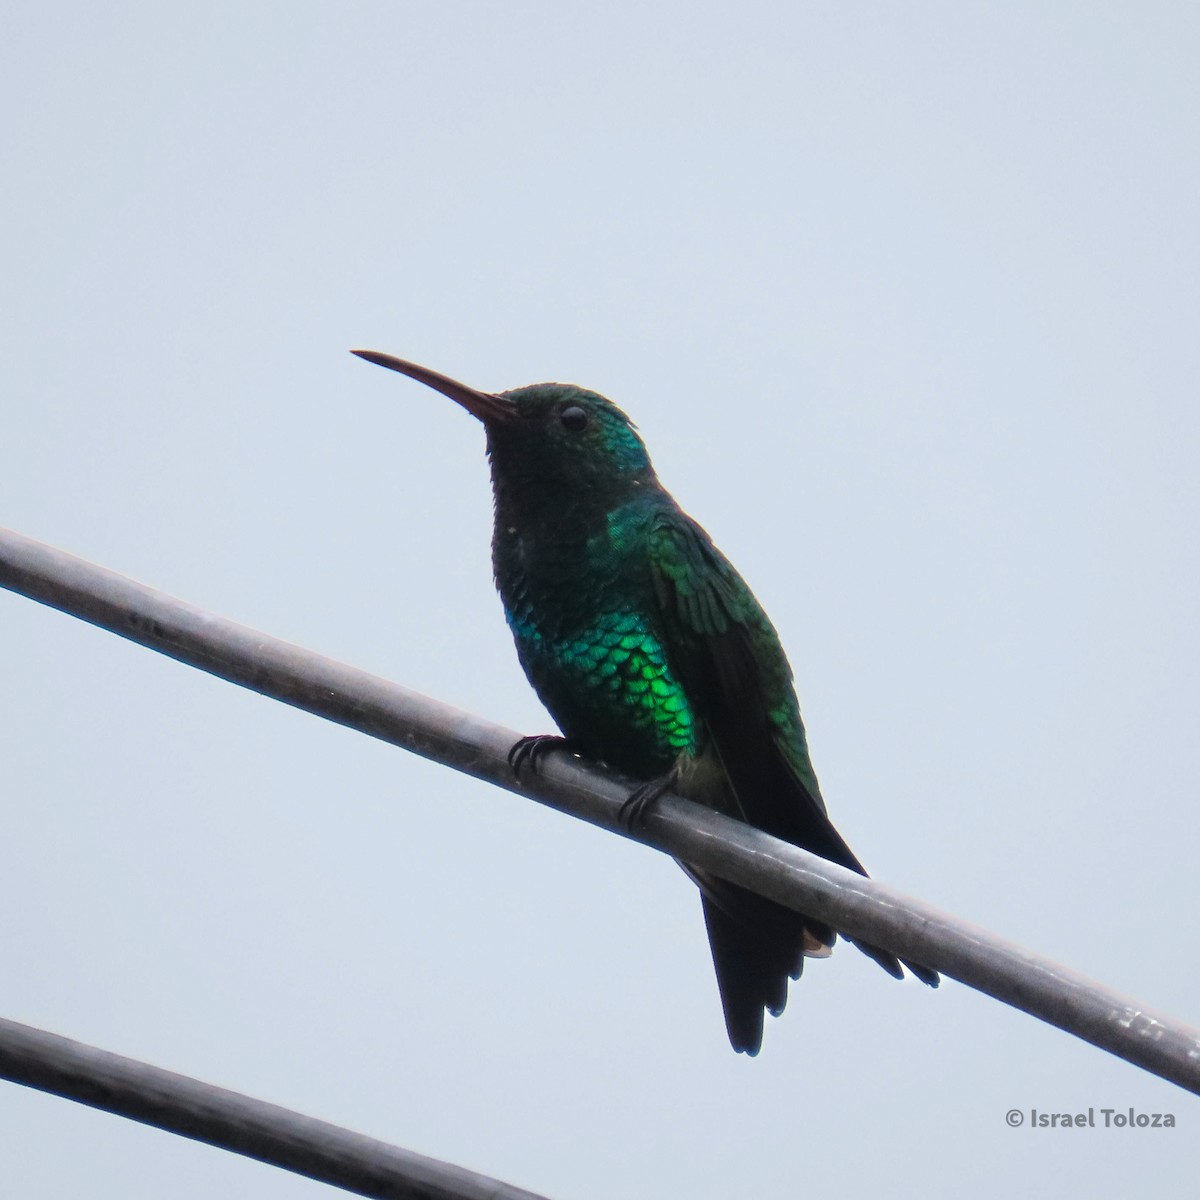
[646,507,867,873]
[648,508,941,992]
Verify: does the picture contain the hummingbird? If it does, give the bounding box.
[353,350,938,1054]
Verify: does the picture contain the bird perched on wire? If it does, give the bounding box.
[353,350,938,1054]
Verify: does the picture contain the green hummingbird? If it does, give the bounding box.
[353,350,938,1054]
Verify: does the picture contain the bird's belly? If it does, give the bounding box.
[509,608,698,778]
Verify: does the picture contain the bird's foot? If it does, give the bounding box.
[508,734,571,778]
[618,771,677,833]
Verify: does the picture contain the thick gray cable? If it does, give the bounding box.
[0,1016,546,1199]
[2,525,1198,1102]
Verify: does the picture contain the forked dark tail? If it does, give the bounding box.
[683,857,938,1055]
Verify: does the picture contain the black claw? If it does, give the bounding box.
[618,775,673,832]
[508,734,570,778]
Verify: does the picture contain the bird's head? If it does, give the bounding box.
[352,351,657,507]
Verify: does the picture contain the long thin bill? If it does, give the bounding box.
[351,350,516,423]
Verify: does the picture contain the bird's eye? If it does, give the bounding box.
[559,405,589,432]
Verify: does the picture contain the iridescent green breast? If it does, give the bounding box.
[505,604,698,775]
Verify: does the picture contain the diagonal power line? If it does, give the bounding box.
[0,1017,548,1200]
[1,527,1198,1138]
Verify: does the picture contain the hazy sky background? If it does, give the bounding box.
[2,3,1197,1196]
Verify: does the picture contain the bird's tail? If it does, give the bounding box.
[683,863,842,1055]
[681,857,938,1055]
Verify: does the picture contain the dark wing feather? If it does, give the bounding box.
[647,510,858,863]
[647,509,939,997]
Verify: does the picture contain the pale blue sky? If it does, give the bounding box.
[2,4,1197,1197]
